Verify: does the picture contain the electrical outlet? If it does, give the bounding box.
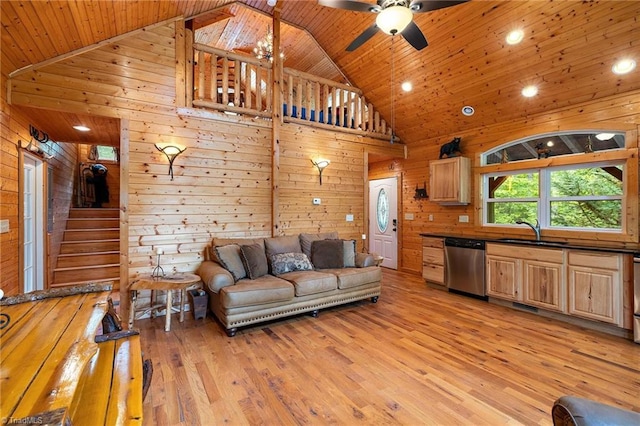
[0,220,9,233]
[428,214,434,221]
[459,215,469,223]
[312,198,321,205]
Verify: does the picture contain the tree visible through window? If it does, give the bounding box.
[484,164,623,230]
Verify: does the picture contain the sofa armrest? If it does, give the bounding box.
[197,260,234,293]
[551,395,640,426]
[355,253,376,268]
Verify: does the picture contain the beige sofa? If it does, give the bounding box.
[197,233,381,336]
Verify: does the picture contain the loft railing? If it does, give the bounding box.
[192,44,273,118]
[190,45,392,139]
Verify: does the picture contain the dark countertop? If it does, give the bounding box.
[420,233,640,255]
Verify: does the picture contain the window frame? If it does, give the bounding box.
[482,160,626,233]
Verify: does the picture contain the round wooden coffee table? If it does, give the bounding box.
[129,273,202,331]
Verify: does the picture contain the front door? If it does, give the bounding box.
[368,177,398,269]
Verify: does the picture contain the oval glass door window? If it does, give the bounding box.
[377,188,389,232]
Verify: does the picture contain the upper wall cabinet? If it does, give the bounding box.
[429,157,471,205]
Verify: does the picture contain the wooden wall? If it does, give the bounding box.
[5,19,401,315]
[370,92,640,274]
[0,84,79,294]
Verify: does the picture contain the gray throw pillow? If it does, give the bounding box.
[214,244,246,282]
[311,239,344,269]
[343,239,356,268]
[240,243,268,280]
[270,252,314,275]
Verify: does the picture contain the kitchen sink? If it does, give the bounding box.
[497,238,568,246]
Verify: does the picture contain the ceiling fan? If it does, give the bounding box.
[318,0,469,51]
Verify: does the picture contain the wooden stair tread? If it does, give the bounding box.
[54,263,120,272]
[61,239,120,244]
[58,250,119,258]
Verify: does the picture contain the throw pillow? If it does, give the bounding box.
[343,239,356,268]
[299,232,339,258]
[270,252,314,275]
[240,243,269,280]
[214,244,246,282]
[311,239,344,269]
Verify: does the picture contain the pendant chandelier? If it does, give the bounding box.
[253,25,284,62]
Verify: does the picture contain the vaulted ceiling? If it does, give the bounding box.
[2,0,640,147]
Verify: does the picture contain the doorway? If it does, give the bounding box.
[23,154,45,292]
[368,177,398,269]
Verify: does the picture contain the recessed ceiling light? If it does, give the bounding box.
[521,85,538,98]
[401,81,412,92]
[546,140,554,147]
[461,106,475,116]
[595,133,615,141]
[612,59,636,75]
[506,29,524,45]
[73,125,91,131]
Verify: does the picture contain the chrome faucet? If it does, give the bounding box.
[516,219,541,241]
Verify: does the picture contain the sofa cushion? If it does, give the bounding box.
[328,266,382,289]
[278,270,337,296]
[214,244,246,282]
[264,235,302,257]
[299,232,339,258]
[240,243,269,279]
[311,239,344,269]
[270,252,313,275]
[220,276,294,308]
[343,239,356,268]
[209,237,264,261]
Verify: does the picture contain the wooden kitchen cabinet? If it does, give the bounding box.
[429,156,470,204]
[522,252,565,312]
[567,250,623,326]
[486,243,564,310]
[486,244,521,301]
[422,237,445,286]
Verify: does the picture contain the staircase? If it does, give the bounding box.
[52,208,120,289]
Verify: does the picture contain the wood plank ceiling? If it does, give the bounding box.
[2,0,640,147]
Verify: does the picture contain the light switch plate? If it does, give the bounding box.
[346,214,354,222]
[0,219,9,233]
[405,213,414,220]
[459,215,469,223]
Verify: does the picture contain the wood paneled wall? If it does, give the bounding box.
[5,19,402,313]
[0,90,78,294]
[370,93,640,274]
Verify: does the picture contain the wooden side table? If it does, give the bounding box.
[129,273,202,332]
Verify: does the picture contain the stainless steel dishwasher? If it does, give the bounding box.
[444,237,486,298]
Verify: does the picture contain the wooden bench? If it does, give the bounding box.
[0,284,150,425]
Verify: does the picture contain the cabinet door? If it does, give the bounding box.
[429,157,470,204]
[522,260,565,312]
[486,255,521,301]
[568,266,621,325]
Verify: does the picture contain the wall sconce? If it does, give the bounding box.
[414,182,428,200]
[155,143,186,180]
[311,159,330,185]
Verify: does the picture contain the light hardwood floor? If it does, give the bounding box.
[138,269,640,425]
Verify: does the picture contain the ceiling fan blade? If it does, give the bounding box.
[410,0,469,13]
[401,21,428,50]
[318,0,380,13]
[346,24,380,51]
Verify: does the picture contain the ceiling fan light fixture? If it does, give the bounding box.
[376,6,413,35]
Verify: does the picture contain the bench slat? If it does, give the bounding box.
[106,335,144,425]
[10,292,109,419]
